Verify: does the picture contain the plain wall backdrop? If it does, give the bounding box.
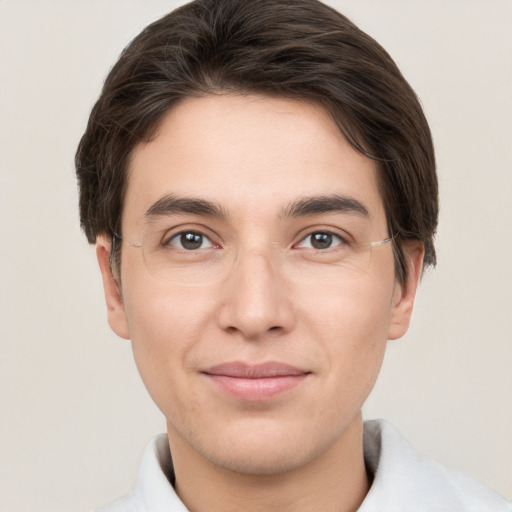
[1,1,511,511]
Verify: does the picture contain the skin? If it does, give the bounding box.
[96,94,424,512]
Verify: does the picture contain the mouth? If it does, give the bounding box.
[201,361,311,401]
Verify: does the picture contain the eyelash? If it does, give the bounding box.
[163,229,347,252]
[293,231,346,251]
[164,230,218,250]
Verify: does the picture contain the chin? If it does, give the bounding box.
[204,438,313,476]
[184,416,343,476]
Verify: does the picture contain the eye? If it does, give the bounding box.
[295,231,345,250]
[166,231,216,251]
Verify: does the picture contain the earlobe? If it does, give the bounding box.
[387,242,425,341]
[96,235,131,340]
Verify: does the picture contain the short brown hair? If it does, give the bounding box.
[76,0,438,283]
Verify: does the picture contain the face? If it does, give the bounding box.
[97,94,422,475]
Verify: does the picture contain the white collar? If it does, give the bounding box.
[96,419,511,511]
[360,420,511,511]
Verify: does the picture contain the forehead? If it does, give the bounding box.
[124,94,385,229]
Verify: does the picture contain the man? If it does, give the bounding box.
[75,0,511,510]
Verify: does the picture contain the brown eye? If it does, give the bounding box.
[167,231,213,250]
[181,232,203,250]
[310,232,333,249]
[296,231,343,250]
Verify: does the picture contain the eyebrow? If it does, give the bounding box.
[144,194,228,220]
[283,194,369,218]
[143,193,369,222]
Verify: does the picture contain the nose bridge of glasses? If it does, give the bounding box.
[230,240,286,276]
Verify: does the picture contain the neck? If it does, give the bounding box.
[168,414,370,512]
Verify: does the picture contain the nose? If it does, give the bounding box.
[216,250,296,340]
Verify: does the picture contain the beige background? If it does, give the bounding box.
[1,1,511,511]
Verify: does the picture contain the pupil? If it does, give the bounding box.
[181,232,202,250]
[311,232,332,249]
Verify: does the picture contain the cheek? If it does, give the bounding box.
[300,276,393,395]
[121,279,215,411]
[301,270,394,341]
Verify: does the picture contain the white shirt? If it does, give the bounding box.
[95,420,511,511]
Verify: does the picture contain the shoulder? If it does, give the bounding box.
[360,419,512,512]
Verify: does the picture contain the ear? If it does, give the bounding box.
[387,241,425,341]
[96,235,130,340]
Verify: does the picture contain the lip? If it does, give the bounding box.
[202,361,310,401]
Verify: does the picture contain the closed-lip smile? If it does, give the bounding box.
[202,361,310,401]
